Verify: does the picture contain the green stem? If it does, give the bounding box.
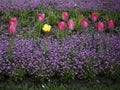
[8,36,14,61]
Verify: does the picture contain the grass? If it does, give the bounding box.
[0,81,120,90]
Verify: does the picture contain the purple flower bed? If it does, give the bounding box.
[0,33,120,80]
[0,0,120,12]
[0,0,41,12]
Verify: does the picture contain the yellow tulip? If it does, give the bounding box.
[42,24,51,32]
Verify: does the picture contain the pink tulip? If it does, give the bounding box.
[80,18,88,28]
[8,17,17,34]
[107,20,115,29]
[67,19,75,30]
[57,21,67,30]
[9,17,17,26]
[8,22,16,34]
[91,12,98,22]
[38,13,45,22]
[62,12,69,21]
[96,22,104,32]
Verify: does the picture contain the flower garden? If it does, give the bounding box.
[0,0,120,85]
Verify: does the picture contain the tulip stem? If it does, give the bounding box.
[100,32,104,52]
[8,36,14,61]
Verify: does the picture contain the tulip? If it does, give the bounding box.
[9,17,17,26]
[42,24,51,32]
[62,12,69,21]
[96,22,104,32]
[107,20,115,29]
[8,17,17,34]
[38,13,45,22]
[67,19,75,30]
[91,12,98,22]
[8,22,16,34]
[57,21,67,30]
[80,18,88,28]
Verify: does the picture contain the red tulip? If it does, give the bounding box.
[8,17,17,34]
[80,18,88,28]
[96,22,104,32]
[62,12,69,21]
[8,22,16,34]
[38,13,45,22]
[57,21,67,30]
[67,19,75,30]
[9,17,17,26]
[107,20,115,29]
[91,12,98,22]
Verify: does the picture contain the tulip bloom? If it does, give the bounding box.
[96,22,104,32]
[8,22,16,34]
[57,21,67,30]
[67,19,75,30]
[62,12,69,21]
[42,24,51,32]
[80,18,88,28]
[107,20,115,29]
[8,17,17,34]
[38,13,45,22]
[9,17,17,27]
[91,12,98,22]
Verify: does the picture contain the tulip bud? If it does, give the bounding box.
[57,21,67,30]
[62,12,69,21]
[107,20,115,29]
[67,19,75,30]
[96,22,104,32]
[91,12,98,22]
[8,22,16,34]
[38,13,45,22]
[80,18,88,28]
[8,17,17,34]
[9,17,17,26]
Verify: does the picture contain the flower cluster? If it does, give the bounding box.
[0,0,41,12]
[8,12,115,35]
[0,32,120,80]
[40,0,120,12]
[0,0,120,12]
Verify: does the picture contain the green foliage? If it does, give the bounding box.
[55,29,68,39]
[98,11,120,23]
[18,11,30,27]
[82,60,95,80]
[9,66,26,82]
[45,10,60,25]
[60,70,75,83]
[7,37,14,61]
[74,14,84,30]
[1,12,16,23]
[104,63,120,79]
[35,22,44,37]
[0,82,120,90]
[80,11,91,17]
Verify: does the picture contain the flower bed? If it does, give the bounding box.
[0,3,120,82]
[0,32,120,81]
[0,0,120,12]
